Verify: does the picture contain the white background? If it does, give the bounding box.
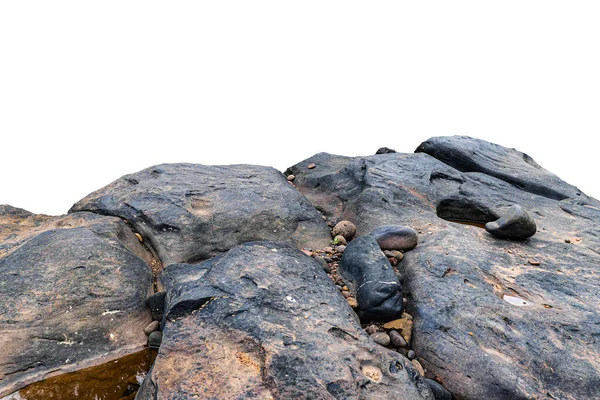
[1,1,599,215]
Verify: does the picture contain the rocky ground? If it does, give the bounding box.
[1,136,599,400]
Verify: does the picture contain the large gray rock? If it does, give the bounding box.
[136,242,433,400]
[287,137,600,400]
[0,207,155,398]
[70,163,332,265]
[338,235,404,322]
[416,135,600,205]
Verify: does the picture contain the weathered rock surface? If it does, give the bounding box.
[70,163,331,265]
[338,235,404,322]
[137,242,433,400]
[485,204,537,240]
[288,136,600,400]
[0,207,154,397]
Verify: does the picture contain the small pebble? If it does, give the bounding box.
[134,233,143,243]
[307,163,316,169]
[407,350,416,360]
[364,325,378,335]
[332,221,357,241]
[342,286,349,291]
[144,321,160,335]
[370,332,391,347]
[324,247,334,254]
[335,285,343,291]
[323,257,333,263]
[336,245,346,253]
[389,330,407,348]
[346,298,359,308]
[528,259,541,266]
[301,249,313,257]
[287,174,295,181]
[341,291,351,298]
[148,331,162,349]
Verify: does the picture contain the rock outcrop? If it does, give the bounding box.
[0,207,155,397]
[70,163,331,265]
[288,137,600,400]
[136,242,432,400]
[2,136,599,400]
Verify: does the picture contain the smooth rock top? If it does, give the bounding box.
[416,135,599,205]
[370,225,419,251]
[485,204,537,240]
[136,242,432,400]
[70,163,331,265]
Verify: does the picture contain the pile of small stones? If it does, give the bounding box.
[301,215,450,399]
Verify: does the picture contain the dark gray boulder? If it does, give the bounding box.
[0,207,155,398]
[287,136,600,400]
[371,225,419,251]
[69,163,332,265]
[136,242,433,400]
[416,135,600,205]
[338,235,403,322]
[485,204,537,240]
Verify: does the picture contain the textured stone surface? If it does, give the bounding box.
[0,207,154,397]
[136,242,433,400]
[338,235,403,323]
[287,136,600,400]
[70,163,331,265]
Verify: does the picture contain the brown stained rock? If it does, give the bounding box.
[0,208,155,398]
[137,243,432,399]
[14,350,156,400]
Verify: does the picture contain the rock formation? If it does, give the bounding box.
[1,135,599,400]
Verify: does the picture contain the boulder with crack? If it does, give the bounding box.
[0,206,155,397]
[136,242,433,400]
[287,136,600,399]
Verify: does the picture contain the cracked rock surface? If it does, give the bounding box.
[136,242,432,400]
[0,207,154,397]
